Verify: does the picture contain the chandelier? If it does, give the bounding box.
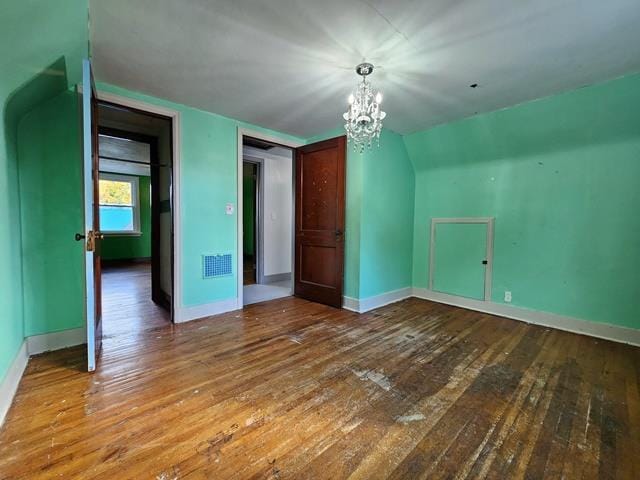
[343,62,386,152]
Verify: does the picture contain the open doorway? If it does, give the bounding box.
[241,136,296,305]
[97,101,174,336]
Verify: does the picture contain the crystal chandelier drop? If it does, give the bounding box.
[343,62,386,152]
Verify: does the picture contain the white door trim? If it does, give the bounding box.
[236,128,303,307]
[96,90,182,319]
[429,217,495,302]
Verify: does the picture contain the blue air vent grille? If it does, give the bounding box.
[203,254,232,278]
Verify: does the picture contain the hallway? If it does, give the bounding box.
[101,262,170,338]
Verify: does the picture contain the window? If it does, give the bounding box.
[99,173,140,234]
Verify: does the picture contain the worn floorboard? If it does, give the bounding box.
[0,268,638,479]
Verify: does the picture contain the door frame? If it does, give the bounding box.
[428,217,495,301]
[236,128,303,307]
[98,125,172,311]
[97,90,182,321]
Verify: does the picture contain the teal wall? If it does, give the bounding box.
[97,82,305,307]
[101,175,152,260]
[404,72,640,329]
[18,91,85,337]
[306,128,415,300]
[358,130,414,299]
[0,0,87,381]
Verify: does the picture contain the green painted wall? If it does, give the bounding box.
[18,91,85,337]
[101,175,152,260]
[0,0,87,381]
[306,128,415,300]
[358,130,415,299]
[404,72,640,329]
[242,173,256,256]
[96,82,305,307]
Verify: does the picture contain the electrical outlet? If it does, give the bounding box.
[504,291,512,303]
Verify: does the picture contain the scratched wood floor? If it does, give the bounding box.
[0,268,639,478]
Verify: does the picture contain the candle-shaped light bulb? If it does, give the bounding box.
[348,94,355,105]
[375,92,383,104]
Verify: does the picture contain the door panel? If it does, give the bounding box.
[81,59,102,372]
[294,136,346,308]
[432,223,487,300]
[300,245,336,287]
[300,150,338,231]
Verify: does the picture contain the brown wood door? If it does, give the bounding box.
[294,136,346,308]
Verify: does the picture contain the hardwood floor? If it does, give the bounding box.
[101,262,170,338]
[0,297,638,479]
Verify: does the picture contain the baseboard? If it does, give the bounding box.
[26,327,87,355]
[0,341,28,428]
[174,298,241,323]
[343,287,412,314]
[262,273,291,284]
[412,288,640,347]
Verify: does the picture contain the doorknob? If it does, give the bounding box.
[482,260,488,265]
[75,233,85,241]
[335,229,343,238]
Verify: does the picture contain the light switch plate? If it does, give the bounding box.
[225,203,234,215]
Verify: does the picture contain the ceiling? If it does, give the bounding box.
[90,0,640,137]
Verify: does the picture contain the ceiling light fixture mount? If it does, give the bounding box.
[343,62,386,152]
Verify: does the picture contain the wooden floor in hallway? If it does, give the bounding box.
[0,296,638,479]
[101,262,171,338]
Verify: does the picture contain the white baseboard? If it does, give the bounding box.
[412,288,640,347]
[175,298,241,323]
[343,287,412,314]
[26,327,87,355]
[0,341,28,428]
[262,273,291,284]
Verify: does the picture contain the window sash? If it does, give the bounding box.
[98,173,141,234]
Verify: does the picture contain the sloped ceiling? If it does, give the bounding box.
[91,0,640,137]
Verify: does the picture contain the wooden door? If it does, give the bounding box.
[294,136,346,308]
[80,59,102,372]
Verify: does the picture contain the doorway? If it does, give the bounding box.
[240,136,296,305]
[97,102,174,337]
[237,131,347,309]
[242,161,259,286]
[429,217,495,301]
